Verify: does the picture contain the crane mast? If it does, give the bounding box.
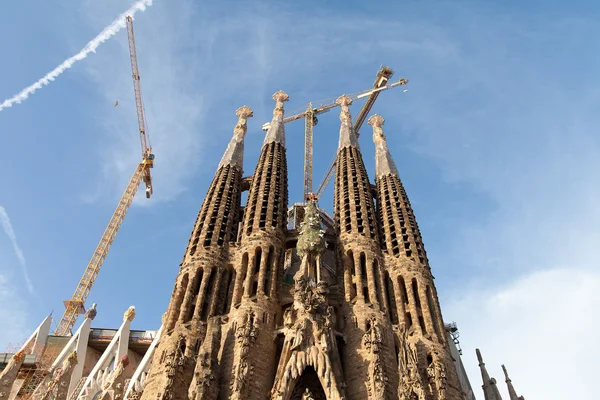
[314,66,396,199]
[54,15,153,336]
[262,68,407,202]
[304,103,316,201]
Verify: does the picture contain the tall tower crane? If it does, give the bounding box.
[262,67,406,202]
[54,15,154,336]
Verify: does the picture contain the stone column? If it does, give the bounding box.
[179,269,201,322]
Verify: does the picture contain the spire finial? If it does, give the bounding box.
[336,95,353,123]
[234,105,253,139]
[336,95,358,151]
[502,365,510,381]
[476,348,484,364]
[368,114,384,128]
[476,349,504,400]
[502,364,522,400]
[272,90,289,117]
[370,114,398,177]
[219,106,253,169]
[264,91,289,146]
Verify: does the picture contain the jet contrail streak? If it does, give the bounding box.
[0,0,154,111]
[0,206,34,294]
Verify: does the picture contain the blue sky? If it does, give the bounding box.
[1,0,599,398]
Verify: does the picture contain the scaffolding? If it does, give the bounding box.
[444,321,463,355]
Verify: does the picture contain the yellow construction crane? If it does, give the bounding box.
[314,66,396,200]
[54,15,154,336]
[262,67,406,202]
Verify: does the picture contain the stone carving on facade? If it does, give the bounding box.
[302,388,315,400]
[426,359,447,400]
[85,303,98,320]
[231,310,259,397]
[159,335,188,399]
[362,317,387,399]
[99,354,130,400]
[123,306,136,322]
[398,327,426,400]
[189,318,222,400]
[269,204,345,400]
[0,349,25,398]
[295,201,326,283]
[39,351,78,400]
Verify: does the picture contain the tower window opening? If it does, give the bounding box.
[419,316,427,333]
[185,268,203,322]
[251,247,262,297]
[224,268,236,314]
[406,312,413,328]
[373,259,383,307]
[200,268,216,321]
[385,272,398,324]
[263,246,274,296]
[171,273,188,330]
[363,286,370,303]
[426,285,441,338]
[399,276,409,305]
[412,278,422,308]
[360,253,367,277]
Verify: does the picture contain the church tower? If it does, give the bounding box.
[135,92,474,400]
[140,105,253,399]
[333,96,399,399]
[370,114,464,400]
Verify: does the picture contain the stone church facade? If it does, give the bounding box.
[137,91,466,400]
[0,91,527,400]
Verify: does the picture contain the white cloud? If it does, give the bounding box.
[0,0,153,111]
[0,205,34,294]
[447,267,599,400]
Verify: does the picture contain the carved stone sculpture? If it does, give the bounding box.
[99,354,130,400]
[0,349,25,398]
[189,318,222,400]
[231,310,259,397]
[39,351,78,400]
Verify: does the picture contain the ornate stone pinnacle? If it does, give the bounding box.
[337,95,353,125]
[67,351,78,366]
[123,306,136,322]
[370,115,386,147]
[85,303,98,320]
[368,114,385,128]
[233,106,253,138]
[236,105,253,118]
[272,90,289,103]
[13,349,25,363]
[336,95,352,107]
[272,90,289,117]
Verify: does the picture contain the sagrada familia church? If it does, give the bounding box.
[0,91,525,400]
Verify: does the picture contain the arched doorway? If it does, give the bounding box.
[290,366,327,400]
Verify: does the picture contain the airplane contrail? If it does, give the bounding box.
[0,206,34,294]
[0,0,154,112]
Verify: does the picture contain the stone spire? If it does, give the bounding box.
[263,91,289,146]
[477,349,503,400]
[336,95,359,151]
[369,114,399,178]
[218,106,253,169]
[502,365,524,400]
